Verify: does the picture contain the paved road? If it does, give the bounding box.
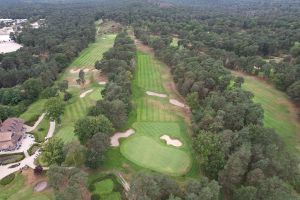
[24,113,46,132]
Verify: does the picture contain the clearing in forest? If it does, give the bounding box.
[56,34,116,142]
[120,50,193,176]
[232,71,300,153]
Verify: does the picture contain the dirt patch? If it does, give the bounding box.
[160,135,182,147]
[80,89,93,98]
[34,181,48,192]
[22,169,48,187]
[146,91,167,98]
[111,129,135,147]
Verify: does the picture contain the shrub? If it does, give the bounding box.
[91,194,100,200]
[0,153,25,165]
[0,173,15,185]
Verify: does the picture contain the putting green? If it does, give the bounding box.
[121,135,190,175]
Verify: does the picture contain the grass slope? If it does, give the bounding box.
[236,72,300,153]
[120,51,193,176]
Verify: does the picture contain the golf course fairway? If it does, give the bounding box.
[120,48,193,176]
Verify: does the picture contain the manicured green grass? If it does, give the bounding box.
[119,51,193,176]
[56,86,103,143]
[55,35,116,143]
[240,74,300,153]
[71,35,116,67]
[121,135,191,175]
[137,52,165,93]
[0,173,54,200]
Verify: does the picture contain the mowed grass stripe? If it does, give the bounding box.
[120,50,192,175]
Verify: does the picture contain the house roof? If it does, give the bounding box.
[0,131,12,142]
[0,118,24,132]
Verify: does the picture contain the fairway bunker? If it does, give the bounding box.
[169,99,186,108]
[34,181,48,192]
[99,81,107,85]
[111,129,135,147]
[146,91,167,98]
[160,135,182,147]
[80,89,93,98]
[70,69,81,74]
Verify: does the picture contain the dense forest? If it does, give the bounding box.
[0,3,96,121]
[98,1,300,199]
[1,0,300,199]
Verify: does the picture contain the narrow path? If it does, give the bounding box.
[24,113,46,132]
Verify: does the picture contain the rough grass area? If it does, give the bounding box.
[0,173,54,200]
[88,173,122,200]
[233,71,300,153]
[119,51,194,176]
[19,99,47,124]
[32,118,49,143]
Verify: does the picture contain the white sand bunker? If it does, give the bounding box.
[111,129,135,147]
[169,99,186,108]
[160,135,182,147]
[34,181,48,192]
[80,89,93,98]
[99,81,107,85]
[70,68,90,74]
[146,91,167,98]
[70,69,81,74]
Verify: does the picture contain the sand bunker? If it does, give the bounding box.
[160,135,182,147]
[146,91,167,98]
[169,99,186,108]
[99,81,107,85]
[34,181,48,192]
[70,68,90,74]
[111,129,135,147]
[70,69,81,74]
[80,89,93,98]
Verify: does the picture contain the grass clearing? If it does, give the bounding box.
[233,71,300,153]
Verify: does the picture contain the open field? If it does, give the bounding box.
[0,173,53,200]
[119,50,194,176]
[232,71,300,153]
